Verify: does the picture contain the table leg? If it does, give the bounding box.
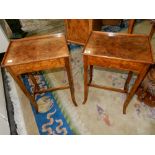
[28,73,40,92]
[89,65,93,84]
[149,23,155,40]
[124,71,133,93]
[83,56,89,104]
[7,67,38,112]
[64,57,78,106]
[123,65,149,114]
[128,19,135,34]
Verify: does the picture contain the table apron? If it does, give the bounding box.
[87,56,146,73]
[9,58,66,75]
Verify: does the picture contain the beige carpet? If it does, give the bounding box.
[43,47,155,134]
[9,19,155,134]
[20,19,64,36]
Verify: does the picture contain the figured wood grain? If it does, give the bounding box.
[65,19,102,45]
[65,19,91,45]
[84,31,153,64]
[10,58,65,75]
[87,55,145,73]
[2,33,77,111]
[82,25,153,114]
[2,33,69,66]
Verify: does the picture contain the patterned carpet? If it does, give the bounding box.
[22,73,73,135]
[43,46,155,134]
[5,19,155,134]
[5,46,155,134]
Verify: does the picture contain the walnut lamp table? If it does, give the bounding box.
[83,31,153,114]
[1,33,77,112]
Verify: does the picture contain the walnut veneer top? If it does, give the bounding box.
[2,33,69,66]
[84,31,153,64]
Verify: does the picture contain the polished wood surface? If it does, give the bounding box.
[136,20,155,107]
[124,71,133,93]
[2,33,69,66]
[123,65,149,114]
[9,58,65,75]
[65,19,102,45]
[2,33,77,111]
[35,86,69,94]
[87,55,145,73]
[128,19,135,34]
[65,19,91,45]
[83,29,153,114]
[83,31,153,64]
[149,20,155,40]
[89,83,126,93]
[64,57,77,106]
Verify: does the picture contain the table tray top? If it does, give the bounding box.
[1,33,69,67]
[83,31,153,64]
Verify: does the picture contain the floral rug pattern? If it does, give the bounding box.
[22,74,73,135]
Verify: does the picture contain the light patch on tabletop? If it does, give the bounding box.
[85,50,91,54]
[108,32,115,37]
[7,59,13,63]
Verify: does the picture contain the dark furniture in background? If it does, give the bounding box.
[5,19,27,39]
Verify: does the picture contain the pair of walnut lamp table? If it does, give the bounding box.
[2,31,153,114]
